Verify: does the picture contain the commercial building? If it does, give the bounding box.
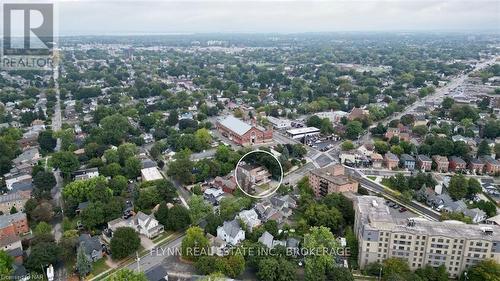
[216,116,273,146]
[140,167,163,182]
[286,127,320,139]
[266,116,292,129]
[308,164,358,197]
[354,196,500,278]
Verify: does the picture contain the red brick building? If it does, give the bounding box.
[417,154,432,171]
[449,156,467,172]
[468,158,485,175]
[384,152,399,170]
[0,213,29,237]
[216,116,272,146]
[483,156,500,175]
[213,176,237,194]
[432,155,449,173]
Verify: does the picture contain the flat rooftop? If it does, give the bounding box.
[286,126,320,135]
[356,196,500,241]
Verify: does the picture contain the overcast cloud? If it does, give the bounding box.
[5,0,500,35]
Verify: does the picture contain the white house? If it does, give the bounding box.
[217,219,245,245]
[237,209,261,231]
[135,212,164,238]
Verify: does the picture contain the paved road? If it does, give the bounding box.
[356,57,499,146]
[190,149,216,161]
[50,64,67,279]
[125,234,186,273]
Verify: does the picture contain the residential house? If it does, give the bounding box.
[384,152,399,170]
[449,156,467,172]
[5,174,32,191]
[203,188,225,205]
[468,158,485,175]
[73,167,99,181]
[432,155,449,173]
[0,234,22,261]
[12,147,40,167]
[217,219,245,245]
[79,234,103,262]
[237,209,261,231]
[462,208,487,224]
[258,231,274,249]
[370,153,383,168]
[213,176,237,194]
[255,200,282,223]
[414,115,428,127]
[399,154,416,170]
[207,233,227,256]
[384,128,400,140]
[76,201,90,215]
[0,213,29,237]
[0,191,31,214]
[135,212,164,238]
[416,154,432,171]
[103,212,164,241]
[482,156,500,175]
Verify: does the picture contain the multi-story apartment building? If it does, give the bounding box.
[308,164,358,197]
[354,196,500,278]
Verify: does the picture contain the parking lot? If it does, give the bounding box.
[385,200,418,221]
[304,135,340,152]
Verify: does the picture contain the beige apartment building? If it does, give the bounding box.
[354,196,500,278]
[308,164,358,197]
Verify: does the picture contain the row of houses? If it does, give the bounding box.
[0,213,30,267]
[382,153,500,175]
[416,186,487,223]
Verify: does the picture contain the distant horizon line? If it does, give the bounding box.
[48,29,500,37]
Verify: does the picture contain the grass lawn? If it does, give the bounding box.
[367,176,377,181]
[152,231,172,243]
[89,258,110,277]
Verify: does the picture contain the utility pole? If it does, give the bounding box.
[136,251,140,272]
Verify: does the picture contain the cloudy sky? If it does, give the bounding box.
[6,0,500,35]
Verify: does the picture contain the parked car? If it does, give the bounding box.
[399,207,407,213]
